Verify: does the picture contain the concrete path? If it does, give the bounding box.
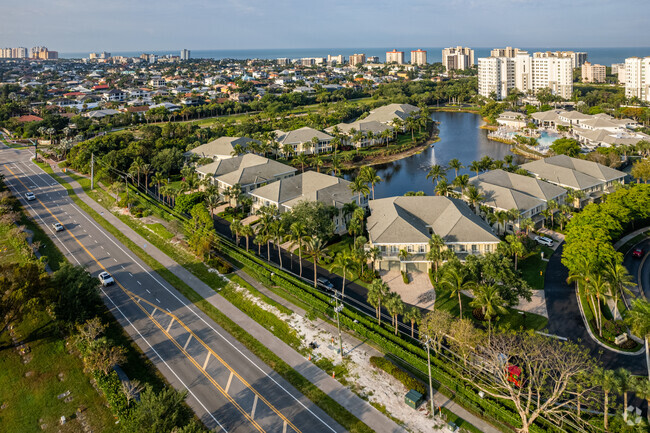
[380,269,436,310]
[46,162,406,433]
[614,226,650,250]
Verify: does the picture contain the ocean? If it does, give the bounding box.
[59,47,650,66]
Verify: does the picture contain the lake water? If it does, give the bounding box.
[346,111,522,199]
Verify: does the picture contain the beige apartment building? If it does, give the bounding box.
[612,63,626,85]
[386,49,404,64]
[349,53,366,66]
[442,46,474,71]
[624,57,650,102]
[534,51,587,68]
[411,49,427,66]
[490,47,525,57]
[581,62,606,83]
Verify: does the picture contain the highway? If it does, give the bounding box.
[0,145,345,433]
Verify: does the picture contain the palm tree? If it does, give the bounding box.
[292,153,309,173]
[206,193,220,218]
[615,368,634,422]
[367,246,381,273]
[426,164,446,192]
[398,248,409,263]
[427,234,446,280]
[606,261,635,320]
[465,185,484,212]
[331,252,353,297]
[108,181,124,204]
[626,298,650,379]
[495,210,509,235]
[330,156,342,176]
[240,224,254,252]
[404,307,421,338]
[230,219,243,246]
[150,172,166,200]
[520,217,534,235]
[441,267,473,318]
[468,160,482,176]
[304,237,328,288]
[359,166,381,200]
[596,368,617,430]
[385,292,404,335]
[547,199,558,228]
[141,164,152,192]
[587,274,611,337]
[635,378,650,425]
[505,234,526,270]
[470,283,507,331]
[448,158,463,178]
[312,154,324,173]
[367,279,390,325]
[270,220,286,268]
[435,179,451,197]
[349,177,370,199]
[310,136,320,154]
[452,174,469,194]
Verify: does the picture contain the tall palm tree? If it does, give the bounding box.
[270,220,286,268]
[140,164,152,192]
[359,166,381,200]
[240,224,254,252]
[587,274,611,337]
[596,368,617,430]
[404,306,421,338]
[520,217,534,235]
[150,172,166,200]
[470,283,507,331]
[304,237,328,288]
[230,219,243,246]
[448,158,463,178]
[385,292,404,335]
[634,378,650,425]
[426,164,446,191]
[441,267,473,318]
[287,222,306,276]
[465,185,484,212]
[332,252,353,297]
[313,154,324,173]
[435,179,451,197]
[452,174,469,194]
[626,299,650,379]
[292,153,309,173]
[547,199,558,228]
[206,193,220,218]
[606,261,635,320]
[349,177,370,200]
[367,278,390,325]
[505,234,526,270]
[468,160,482,176]
[367,246,381,273]
[427,234,446,279]
[615,368,634,422]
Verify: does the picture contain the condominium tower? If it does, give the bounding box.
[442,46,475,71]
[386,49,404,64]
[534,51,587,68]
[581,62,606,83]
[478,52,573,100]
[411,49,427,66]
[624,57,650,102]
[490,47,525,58]
[349,53,366,66]
[180,49,191,61]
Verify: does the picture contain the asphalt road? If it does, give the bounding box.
[0,146,344,433]
[544,244,646,375]
[623,237,650,300]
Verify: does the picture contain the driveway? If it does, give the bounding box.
[380,270,436,310]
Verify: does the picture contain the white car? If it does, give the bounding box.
[25,192,35,201]
[98,271,115,287]
[534,236,554,247]
[53,222,64,232]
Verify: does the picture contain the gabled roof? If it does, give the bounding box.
[197,154,296,187]
[325,120,392,135]
[250,171,354,208]
[363,103,419,124]
[186,136,260,158]
[273,127,333,145]
[520,155,626,190]
[470,170,566,202]
[367,196,498,245]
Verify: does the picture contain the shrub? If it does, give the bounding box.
[401,271,409,284]
[175,192,205,214]
[370,356,427,396]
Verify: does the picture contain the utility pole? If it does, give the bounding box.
[425,339,434,416]
[90,152,94,190]
[332,291,344,360]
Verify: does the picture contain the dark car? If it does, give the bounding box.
[632,248,644,258]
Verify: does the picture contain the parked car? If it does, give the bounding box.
[632,248,644,258]
[98,271,115,287]
[317,277,334,290]
[534,236,554,247]
[25,192,35,201]
[53,222,64,232]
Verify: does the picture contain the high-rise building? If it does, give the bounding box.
[349,54,366,66]
[490,47,525,58]
[624,57,650,102]
[611,63,626,85]
[442,46,475,71]
[180,49,190,61]
[411,49,427,66]
[276,58,290,66]
[534,51,587,68]
[30,46,47,58]
[581,62,606,83]
[12,47,28,58]
[327,54,344,65]
[478,52,573,100]
[367,56,379,63]
[386,49,404,65]
[0,48,12,58]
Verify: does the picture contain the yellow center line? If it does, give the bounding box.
[3,164,294,433]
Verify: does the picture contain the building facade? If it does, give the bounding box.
[490,47,524,58]
[349,54,366,66]
[625,57,650,102]
[534,51,587,68]
[180,49,190,61]
[581,62,606,83]
[386,49,405,64]
[442,46,475,71]
[410,49,427,66]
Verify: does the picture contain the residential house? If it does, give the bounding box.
[196,154,296,193]
[102,89,126,102]
[185,136,261,161]
[325,120,393,148]
[366,196,499,273]
[249,171,366,234]
[273,127,334,155]
[520,155,626,206]
[496,111,528,129]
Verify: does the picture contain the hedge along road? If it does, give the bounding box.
[0,145,346,433]
[544,243,646,375]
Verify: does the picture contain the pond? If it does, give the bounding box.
[346,111,525,199]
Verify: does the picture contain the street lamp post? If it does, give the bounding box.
[424,338,434,416]
[332,290,344,360]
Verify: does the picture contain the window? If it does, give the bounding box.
[472,244,478,253]
[419,245,426,253]
[390,246,398,254]
[407,245,414,253]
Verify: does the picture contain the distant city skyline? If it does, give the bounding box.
[1,0,648,52]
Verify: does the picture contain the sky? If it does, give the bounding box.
[1,0,649,52]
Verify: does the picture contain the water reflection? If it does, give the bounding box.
[344,111,525,198]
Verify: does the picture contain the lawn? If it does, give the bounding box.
[518,245,554,290]
[323,237,372,290]
[145,222,174,240]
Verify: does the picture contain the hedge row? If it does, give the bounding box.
[369,356,427,396]
[93,370,130,421]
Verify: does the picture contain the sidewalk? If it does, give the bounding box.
[45,162,405,433]
[613,226,650,250]
[48,161,501,433]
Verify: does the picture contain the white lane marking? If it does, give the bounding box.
[202,352,211,370]
[114,258,118,262]
[137,280,142,285]
[156,298,161,304]
[129,272,133,276]
[146,289,151,294]
[121,265,125,270]
[251,395,258,419]
[21,155,339,432]
[100,288,227,432]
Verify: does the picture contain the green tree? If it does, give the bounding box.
[550,138,581,157]
[615,368,634,423]
[419,309,453,353]
[349,177,370,200]
[447,158,463,178]
[124,385,192,433]
[635,378,650,425]
[385,291,404,335]
[304,237,328,288]
[331,251,353,297]
[367,279,390,325]
[441,267,473,318]
[0,261,50,338]
[404,306,422,338]
[52,263,101,324]
[426,164,446,191]
[596,368,617,430]
[627,298,650,379]
[470,283,507,330]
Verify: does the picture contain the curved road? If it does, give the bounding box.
[544,243,646,374]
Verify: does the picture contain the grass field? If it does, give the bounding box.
[518,245,554,290]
